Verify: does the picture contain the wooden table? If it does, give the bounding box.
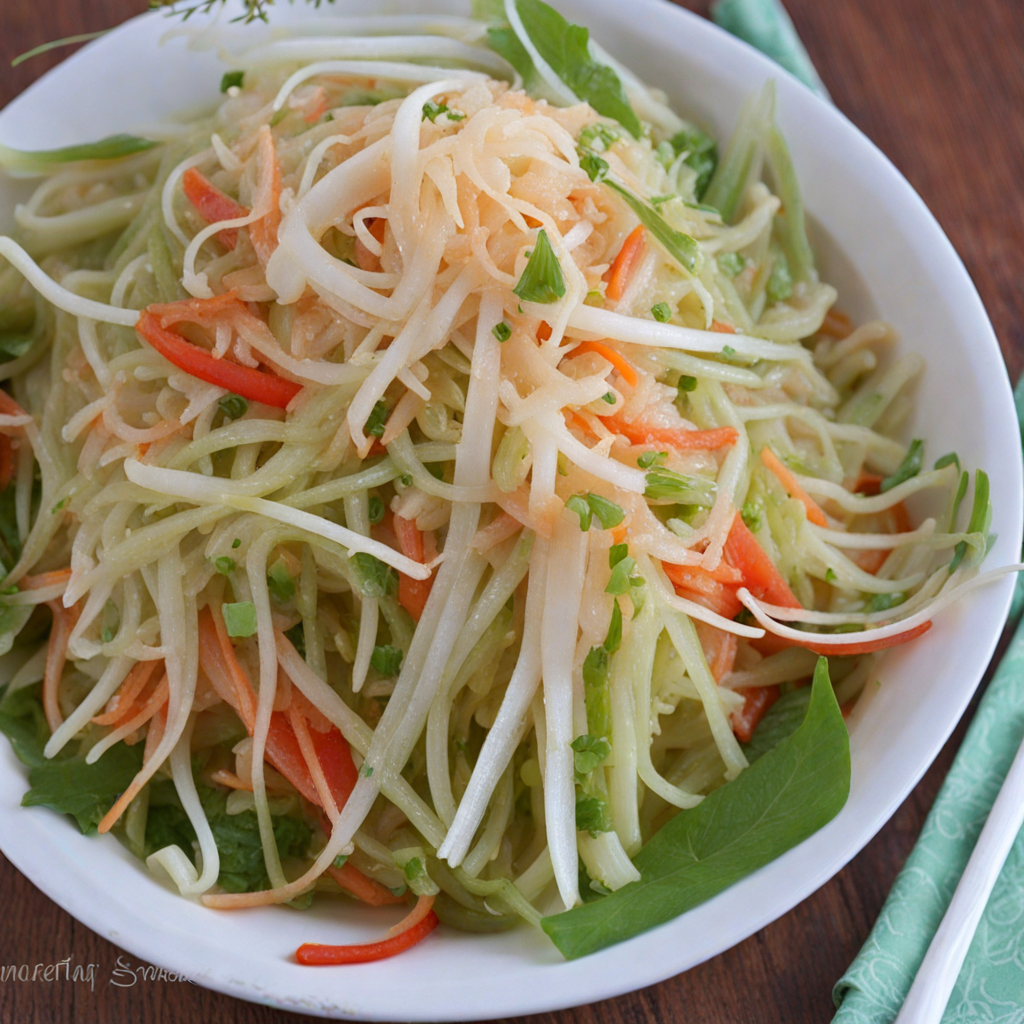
[1,1,1022,1020]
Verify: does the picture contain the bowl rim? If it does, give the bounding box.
[0,2,1020,1019]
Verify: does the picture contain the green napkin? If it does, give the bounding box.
[832,378,1024,1020]
[710,0,830,99]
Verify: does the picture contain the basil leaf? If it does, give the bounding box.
[741,686,811,764]
[542,657,850,958]
[668,126,718,199]
[880,439,924,493]
[507,0,641,137]
[0,682,49,768]
[604,180,701,274]
[486,26,537,88]
[513,229,566,304]
[0,134,156,173]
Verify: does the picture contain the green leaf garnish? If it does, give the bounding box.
[579,150,609,183]
[677,375,698,395]
[368,495,385,525]
[644,468,715,506]
[492,321,512,343]
[717,251,745,277]
[636,450,667,469]
[502,0,641,137]
[513,229,566,304]
[220,70,245,93]
[267,560,295,603]
[567,492,626,531]
[571,734,611,776]
[542,657,850,957]
[651,302,672,323]
[668,126,718,198]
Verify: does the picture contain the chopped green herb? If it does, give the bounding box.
[880,439,924,492]
[368,495,385,525]
[575,794,612,835]
[214,556,235,575]
[350,552,397,598]
[218,394,248,421]
[766,251,794,303]
[370,644,404,677]
[606,556,641,597]
[364,400,389,439]
[578,123,620,151]
[51,498,67,515]
[604,599,622,653]
[100,599,120,644]
[651,302,672,323]
[571,734,611,776]
[267,560,295,603]
[566,494,593,532]
[492,321,512,343]
[399,473,413,487]
[717,251,745,277]
[579,150,609,182]
[359,763,374,778]
[222,601,257,638]
[232,538,242,549]
[721,345,736,359]
[740,501,762,531]
[668,125,718,198]
[600,392,616,405]
[513,229,566,304]
[636,450,667,469]
[0,584,17,596]
[677,375,698,394]
[332,854,349,869]
[284,622,306,659]
[608,543,629,568]
[934,452,960,471]
[644,468,715,506]
[220,70,244,93]
[864,591,905,613]
[825,568,838,584]
[422,100,464,123]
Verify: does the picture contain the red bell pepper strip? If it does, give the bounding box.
[181,167,249,249]
[296,900,439,965]
[136,309,301,409]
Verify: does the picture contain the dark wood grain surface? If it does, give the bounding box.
[1,1,1023,1021]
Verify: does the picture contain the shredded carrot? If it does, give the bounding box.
[798,620,932,656]
[601,413,739,452]
[181,167,248,249]
[296,895,438,965]
[731,685,781,742]
[394,515,434,621]
[572,340,639,387]
[288,704,339,821]
[19,568,72,590]
[695,621,738,681]
[209,768,254,791]
[328,860,408,907]
[249,127,282,265]
[355,217,386,273]
[41,599,78,734]
[760,447,829,527]
[852,470,883,496]
[663,563,743,619]
[92,659,162,726]
[116,674,170,745]
[537,320,552,342]
[819,307,854,339]
[723,513,802,609]
[604,225,645,302]
[710,319,736,334]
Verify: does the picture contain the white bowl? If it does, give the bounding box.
[0,2,1020,1019]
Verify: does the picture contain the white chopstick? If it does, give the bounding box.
[894,724,1024,1023]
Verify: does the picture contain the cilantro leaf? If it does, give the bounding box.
[514,229,566,304]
